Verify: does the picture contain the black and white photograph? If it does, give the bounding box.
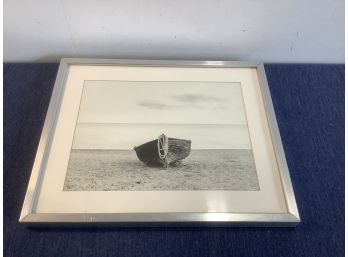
[63,81,259,191]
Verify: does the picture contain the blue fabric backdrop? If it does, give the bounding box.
[4,63,344,257]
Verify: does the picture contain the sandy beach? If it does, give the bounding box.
[63,149,259,191]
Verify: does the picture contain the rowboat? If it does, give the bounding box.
[133,134,191,168]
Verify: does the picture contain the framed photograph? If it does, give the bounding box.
[20,59,300,226]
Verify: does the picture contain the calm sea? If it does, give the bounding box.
[72,123,252,150]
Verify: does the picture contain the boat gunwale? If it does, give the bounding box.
[134,138,191,151]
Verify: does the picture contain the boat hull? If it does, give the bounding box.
[134,138,191,167]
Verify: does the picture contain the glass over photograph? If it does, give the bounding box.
[63,81,260,191]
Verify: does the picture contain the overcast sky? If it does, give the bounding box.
[72,81,251,149]
[78,81,247,125]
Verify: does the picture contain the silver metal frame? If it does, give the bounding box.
[19,58,300,227]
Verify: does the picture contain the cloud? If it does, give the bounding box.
[171,94,226,109]
[172,94,225,104]
[137,101,172,109]
[137,94,227,110]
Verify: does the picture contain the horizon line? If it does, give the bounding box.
[71,148,252,151]
[76,122,248,126]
